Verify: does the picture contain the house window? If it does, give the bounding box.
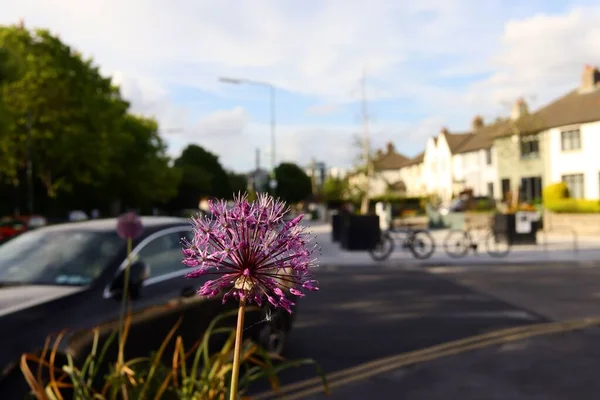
[520,135,540,159]
[485,148,492,165]
[501,179,511,201]
[561,129,581,151]
[562,173,585,199]
[487,182,494,198]
[519,176,542,203]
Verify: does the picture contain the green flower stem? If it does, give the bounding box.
[229,297,247,400]
[117,238,133,368]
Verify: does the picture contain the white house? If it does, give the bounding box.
[451,116,509,200]
[421,128,473,201]
[399,152,426,197]
[538,65,600,200]
[371,142,410,197]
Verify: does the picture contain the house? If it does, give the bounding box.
[421,128,473,202]
[399,152,426,197]
[371,142,410,197]
[452,116,509,200]
[494,65,600,202]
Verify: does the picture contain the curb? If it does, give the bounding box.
[254,317,600,400]
[403,259,600,269]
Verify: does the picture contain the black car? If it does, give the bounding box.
[0,217,295,396]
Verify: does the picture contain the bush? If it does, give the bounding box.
[545,198,600,213]
[543,182,570,202]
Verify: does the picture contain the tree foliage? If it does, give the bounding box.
[227,171,248,197]
[0,23,253,217]
[0,26,130,197]
[172,145,231,209]
[0,24,181,216]
[274,162,312,204]
[322,176,349,202]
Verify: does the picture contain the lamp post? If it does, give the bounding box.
[219,77,277,191]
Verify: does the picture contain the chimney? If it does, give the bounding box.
[472,115,484,130]
[581,64,600,92]
[386,142,395,154]
[17,18,24,29]
[511,97,529,121]
[440,127,449,135]
[255,148,260,170]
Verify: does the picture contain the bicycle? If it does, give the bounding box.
[443,225,511,258]
[369,226,436,261]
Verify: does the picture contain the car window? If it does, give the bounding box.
[137,230,189,278]
[0,229,122,285]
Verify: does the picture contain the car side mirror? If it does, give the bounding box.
[109,260,150,300]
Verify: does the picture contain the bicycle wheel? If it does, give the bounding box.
[443,229,470,258]
[485,230,511,258]
[369,232,395,261]
[409,230,436,260]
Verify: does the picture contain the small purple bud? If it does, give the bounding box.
[116,212,143,240]
[290,287,305,297]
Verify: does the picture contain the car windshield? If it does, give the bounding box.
[0,228,124,286]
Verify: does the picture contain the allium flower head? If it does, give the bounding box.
[182,193,319,313]
[116,212,143,240]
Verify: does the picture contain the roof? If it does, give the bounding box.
[443,132,474,153]
[403,151,424,167]
[374,151,410,171]
[499,87,600,137]
[455,120,512,154]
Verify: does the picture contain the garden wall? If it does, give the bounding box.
[543,211,600,235]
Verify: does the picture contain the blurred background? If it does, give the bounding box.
[2,1,600,399]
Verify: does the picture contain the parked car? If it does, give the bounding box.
[0,215,48,244]
[0,216,296,396]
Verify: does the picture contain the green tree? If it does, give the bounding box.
[0,25,128,198]
[322,176,349,202]
[227,171,248,197]
[172,145,230,209]
[101,114,181,211]
[274,162,312,204]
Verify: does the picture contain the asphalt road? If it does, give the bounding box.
[250,265,548,395]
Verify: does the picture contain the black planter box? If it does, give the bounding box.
[494,213,538,245]
[331,214,342,242]
[340,214,380,251]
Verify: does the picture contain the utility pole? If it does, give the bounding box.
[26,111,34,215]
[360,67,373,215]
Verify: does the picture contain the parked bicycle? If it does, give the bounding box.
[443,225,511,258]
[370,226,436,261]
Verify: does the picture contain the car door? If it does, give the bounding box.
[123,227,223,361]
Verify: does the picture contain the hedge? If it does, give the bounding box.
[545,198,600,213]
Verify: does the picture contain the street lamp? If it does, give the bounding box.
[219,76,277,190]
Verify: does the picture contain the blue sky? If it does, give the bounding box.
[2,0,600,172]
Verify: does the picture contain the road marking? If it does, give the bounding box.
[254,317,600,400]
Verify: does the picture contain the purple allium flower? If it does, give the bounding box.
[182,193,319,313]
[116,212,143,240]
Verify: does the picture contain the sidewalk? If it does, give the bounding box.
[304,221,600,268]
[299,324,600,400]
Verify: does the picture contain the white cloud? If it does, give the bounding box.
[306,104,340,116]
[466,6,600,117]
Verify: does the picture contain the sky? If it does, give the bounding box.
[2,0,600,173]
